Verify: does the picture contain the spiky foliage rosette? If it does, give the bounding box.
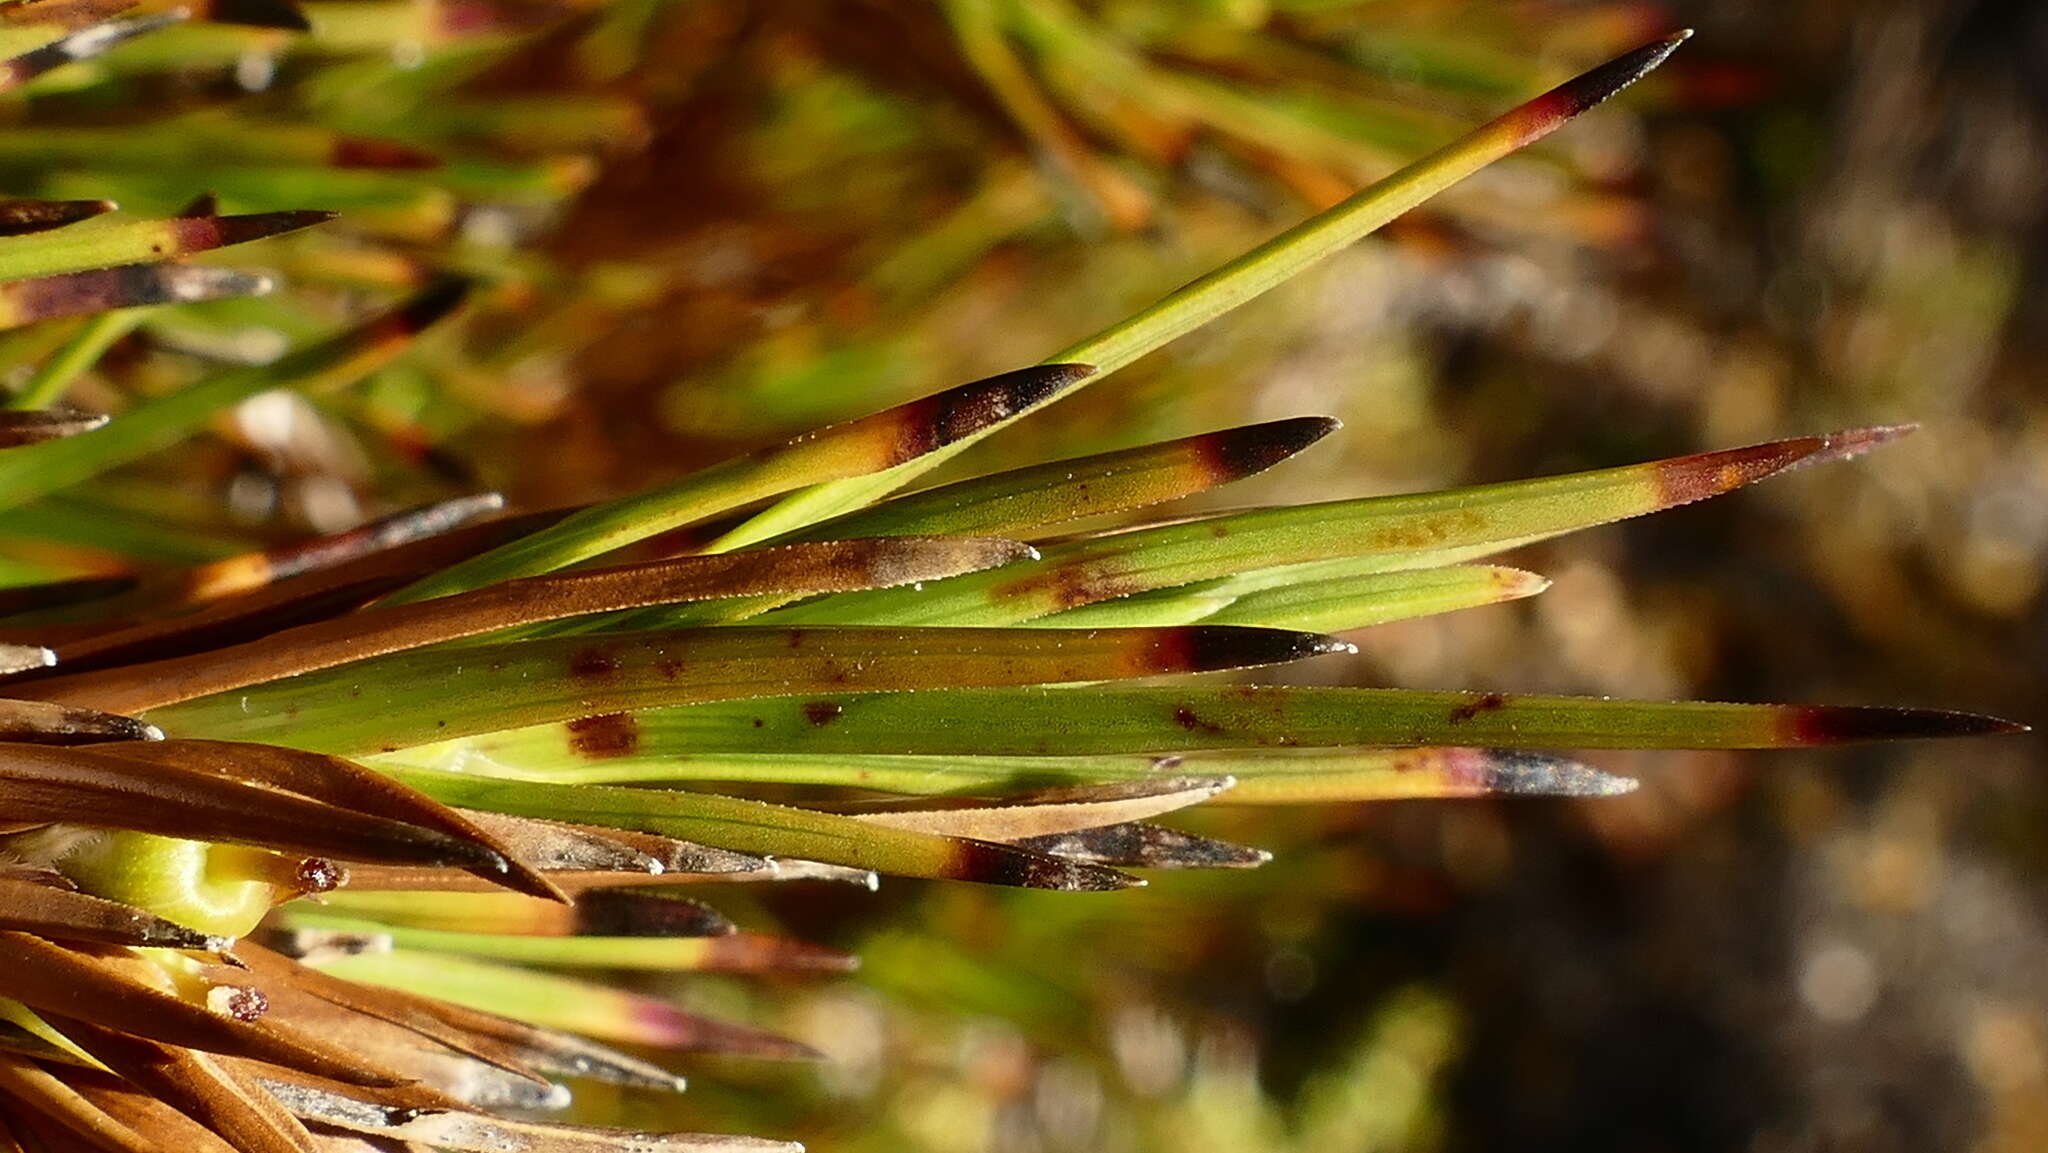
[0,30,2024,1153]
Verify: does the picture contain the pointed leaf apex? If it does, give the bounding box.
[1498,32,1690,147]
[1804,423,1920,468]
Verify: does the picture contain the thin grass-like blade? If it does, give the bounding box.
[279,916,851,974]
[0,644,53,676]
[138,624,1348,753]
[0,744,521,878]
[0,876,228,949]
[720,33,1693,545]
[0,699,158,744]
[169,494,509,606]
[311,949,818,1060]
[0,1051,156,1153]
[317,889,732,938]
[761,434,1859,626]
[0,933,404,1086]
[414,686,2020,760]
[0,410,106,448]
[383,364,1096,603]
[239,943,688,1093]
[28,537,1037,712]
[383,765,1143,891]
[42,1017,321,1153]
[85,739,558,899]
[258,1076,800,1153]
[0,199,114,237]
[788,416,1340,542]
[848,776,1235,839]
[0,10,184,91]
[0,264,273,330]
[1016,823,1270,868]
[1039,563,1549,632]
[0,280,467,513]
[0,212,327,283]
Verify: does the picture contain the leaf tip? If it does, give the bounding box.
[1787,705,2030,744]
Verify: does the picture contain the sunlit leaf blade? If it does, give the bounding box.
[0,198,114,237]
[234,941,678,1095]
[85,739,558,899]
[0,743,520,879]
[0,280,468,512]
[0,409,106,447]
[1016,823,1271,869]
[453,810,767,876]
[168,494,508,607]
[719,32,1693,546]
[0,698,159,744]
[44,1016,322,1153]
[1183,747,1641,804]
[847,776,1235,839]
[0,875,229,949]
[0,212,328,283]
[379,739,1634,804]
[258,1075,802,1153]
[30,537,1036,712]
[0,932,404,1086]
[1037,563,1549,632]
[0,642,54,675]
[760,434,1855,627]
[311,948,819,1059]
[401,686,2020,761]
[136,624,1349,753]
[0,263,273,329]
[0,10,185,91]
[316,889,733,939]
[384,364,1097,604]
[281,915,851,974]
[382,765,1144,891]
[788,416,1340,542]
[0,1049,158,1153]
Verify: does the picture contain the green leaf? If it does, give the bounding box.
[758,434,1841,627]
[713,32,1692,546]
[383,765,1142,891]
[139,624,1348,753]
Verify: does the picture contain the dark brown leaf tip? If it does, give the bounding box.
[1199,415,1342,481]
[186,209,337,248]
[388,275,473,335]
[1020,823,1271,869]
[921,363,1096,448]
[949,838,1143,891]
[0,197,115,236]
[330,135,441,170]
[1173,625,1356,672]
[574,891,734,938]
[1788,705,2030,745]
[205,0,311,31]
[1524,30,1691,128]
[1653,437,1824,507]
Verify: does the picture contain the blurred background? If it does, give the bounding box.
[4,1,2045,1150]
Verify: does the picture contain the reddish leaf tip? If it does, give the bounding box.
[1788,705,2030,744]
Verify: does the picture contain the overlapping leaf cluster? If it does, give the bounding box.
[0,22,2022,1153]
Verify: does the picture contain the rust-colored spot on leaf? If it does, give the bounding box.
[1172,705,1225,735]
[566,712,640,758]
[802,701,845,727]
[1447,692,1507,724]
[568,647,620,680]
